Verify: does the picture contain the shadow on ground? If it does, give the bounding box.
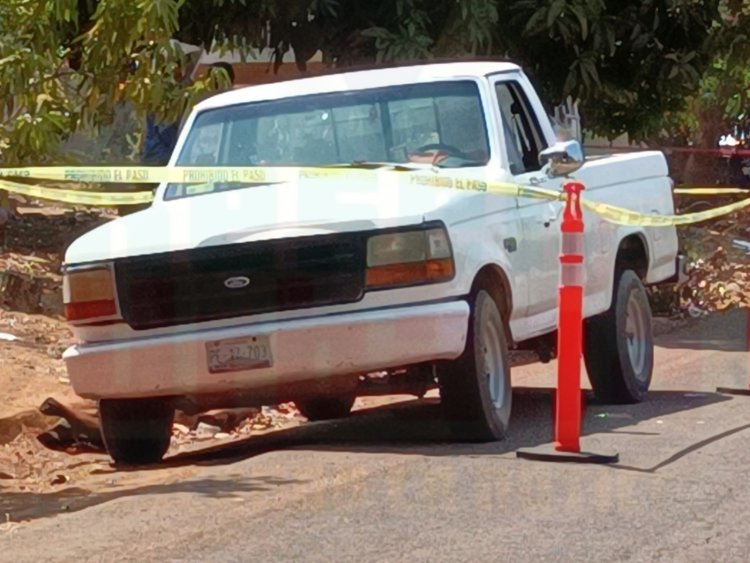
[1,386,740,524]
[657,308,748,353]
[156,388,731,465]
[0,474,304,524]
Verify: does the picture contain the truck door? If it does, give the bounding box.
[489,77,600,337]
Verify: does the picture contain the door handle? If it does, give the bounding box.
[542,202,563,228]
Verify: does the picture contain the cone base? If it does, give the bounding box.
[716,387,750,396]
[516,444,619,464]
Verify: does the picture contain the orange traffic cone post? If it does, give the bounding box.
[517,181,618,464]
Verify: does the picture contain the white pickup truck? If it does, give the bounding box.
[62,61,680,464]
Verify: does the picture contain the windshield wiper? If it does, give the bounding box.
[322,161,435,171]
[444,161,485,168]
[328,159,484,171]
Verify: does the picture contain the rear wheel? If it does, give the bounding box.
[584,269,654,403]
[99,398,174,465]
[437,289,512,441]
[295,396,356,421]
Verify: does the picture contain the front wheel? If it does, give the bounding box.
[99,398,174,465]
[584,269,654,403]
[437,289,512,441]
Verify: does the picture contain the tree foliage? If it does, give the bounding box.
[498,1,721,141]
[0,0,81,163]
[0,0,226,164]
[667,0,750,146]
[252,0,727,141]
[0,0,747,165]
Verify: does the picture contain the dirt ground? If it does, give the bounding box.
[0,199,108,452]
[0,293,398,505]
[0,200,118,401]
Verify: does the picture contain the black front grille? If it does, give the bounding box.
[115,233,367,330]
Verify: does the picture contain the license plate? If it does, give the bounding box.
[206,336,273,374]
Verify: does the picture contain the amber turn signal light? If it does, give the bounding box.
[366,258,454,288]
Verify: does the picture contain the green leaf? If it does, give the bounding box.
[570,6,588,40]
[525,9,546,34]
[547,0,565,28]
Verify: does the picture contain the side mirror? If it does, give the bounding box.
[539,140,584,177]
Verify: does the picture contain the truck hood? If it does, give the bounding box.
[65,176,493,264]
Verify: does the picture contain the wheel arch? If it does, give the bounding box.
[614,233,650,280]
[469,264,514,341]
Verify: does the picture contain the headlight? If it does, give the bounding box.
[365,226,455,289]
[63,265,119,322]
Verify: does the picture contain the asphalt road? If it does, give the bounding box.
[2,310,749,563]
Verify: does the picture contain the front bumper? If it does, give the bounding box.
[63,301,470,400]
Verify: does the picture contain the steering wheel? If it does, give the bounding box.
[414,142,468,159]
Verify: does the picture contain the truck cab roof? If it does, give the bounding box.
[196,60,522,112]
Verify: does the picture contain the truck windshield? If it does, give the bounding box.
[165,80,490,200]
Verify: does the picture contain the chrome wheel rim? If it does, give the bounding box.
[481,314,507,409]
[624,291,648,380]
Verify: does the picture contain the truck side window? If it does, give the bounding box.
[495,82,549,174]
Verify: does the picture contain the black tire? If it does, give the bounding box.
[99,398,174,465]
[584,269,654,404]
[437,289,512,441]
[295,396,356,421]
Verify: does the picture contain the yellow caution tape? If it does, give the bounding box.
[0,165,555,203]
[410,175,555,200]
[582,196,750,226]
[1,163,744,198]
[1,164,748,225]
[673,187,748,195]
[0,165,350,184]
[0,179,154,206]
[0,164,590,199]
[410,177,750,226]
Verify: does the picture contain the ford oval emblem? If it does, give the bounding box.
[224,276,250,289]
